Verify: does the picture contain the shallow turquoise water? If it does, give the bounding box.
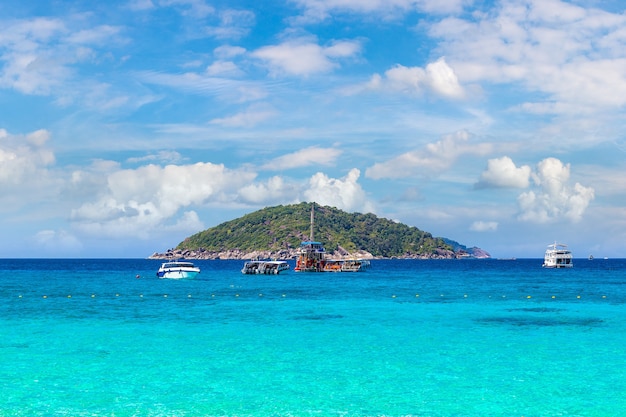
[0,259,625,416]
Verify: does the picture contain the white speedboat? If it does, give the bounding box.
[542,242,573,268]
[156,261,200,279]
[241,260,290,274]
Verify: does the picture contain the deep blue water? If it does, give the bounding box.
[1,258,625,416]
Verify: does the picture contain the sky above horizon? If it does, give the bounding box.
[1,0,625,258]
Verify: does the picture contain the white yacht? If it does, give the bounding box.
[542,242,573,268]
[156,261,201,279]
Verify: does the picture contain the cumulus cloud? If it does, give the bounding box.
[69,160,376,239]
[351,57,465,99]
[251,38,361,77]
[239,176,299,204]
[70,162,256,238]
[261,146,342,170]
[476,156,531,189]
[470,220,498,232]
[304,168,375,213]
[365,130,492,180]
[517,157,594,223]
[428,1,626,113]
[0,129,56,189]
[0,18,129,96]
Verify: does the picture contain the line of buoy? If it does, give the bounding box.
[18,293,611,300]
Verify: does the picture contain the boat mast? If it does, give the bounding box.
[310,202,315,241]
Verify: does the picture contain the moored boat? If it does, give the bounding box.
[341,259,371,272]
[156,261,201,279]
[294,203,371,273]
[294,241,327,272]
[542,242,573,268]
[241,260,290,275]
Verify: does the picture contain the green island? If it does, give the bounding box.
[149,202,490,260]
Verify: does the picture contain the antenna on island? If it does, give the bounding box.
[310,202,315,241]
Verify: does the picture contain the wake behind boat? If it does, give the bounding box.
[542,242,573,268]
[157,261,201,279]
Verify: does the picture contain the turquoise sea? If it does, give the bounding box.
[1,258,625,416]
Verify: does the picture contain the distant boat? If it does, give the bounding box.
[589,254,594,260]
[156,261,200,279]
[542,242,573,268]
[241,260,289,275]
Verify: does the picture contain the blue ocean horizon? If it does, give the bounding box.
[1,258,625,416]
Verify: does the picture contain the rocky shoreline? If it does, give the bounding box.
[148,246,486,260]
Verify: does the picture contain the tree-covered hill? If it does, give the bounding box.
[164,202,486,259]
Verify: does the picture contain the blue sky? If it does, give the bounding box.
[1,0,625,258]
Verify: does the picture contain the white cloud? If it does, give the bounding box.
[159,0,215,19]
[252,38,361,77]
[239,176,299,204]
[213,45,247,59]
[476,156,531,189]
[291,0,465,22]
[209,103,277,127]
[139,70,265,103]
[428,0,626,113]
[365,130,492,180]
[206,60,242,77]
[204,9,255,39]
[126,150,185,165]
[470,220,498,232]
[304,168,375,213]
[261,146,342,171]
[517,157,594,223]
[0,128,55,186]
[70,162,256,238]
[33,229,83,255]
[355,57,465,99]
